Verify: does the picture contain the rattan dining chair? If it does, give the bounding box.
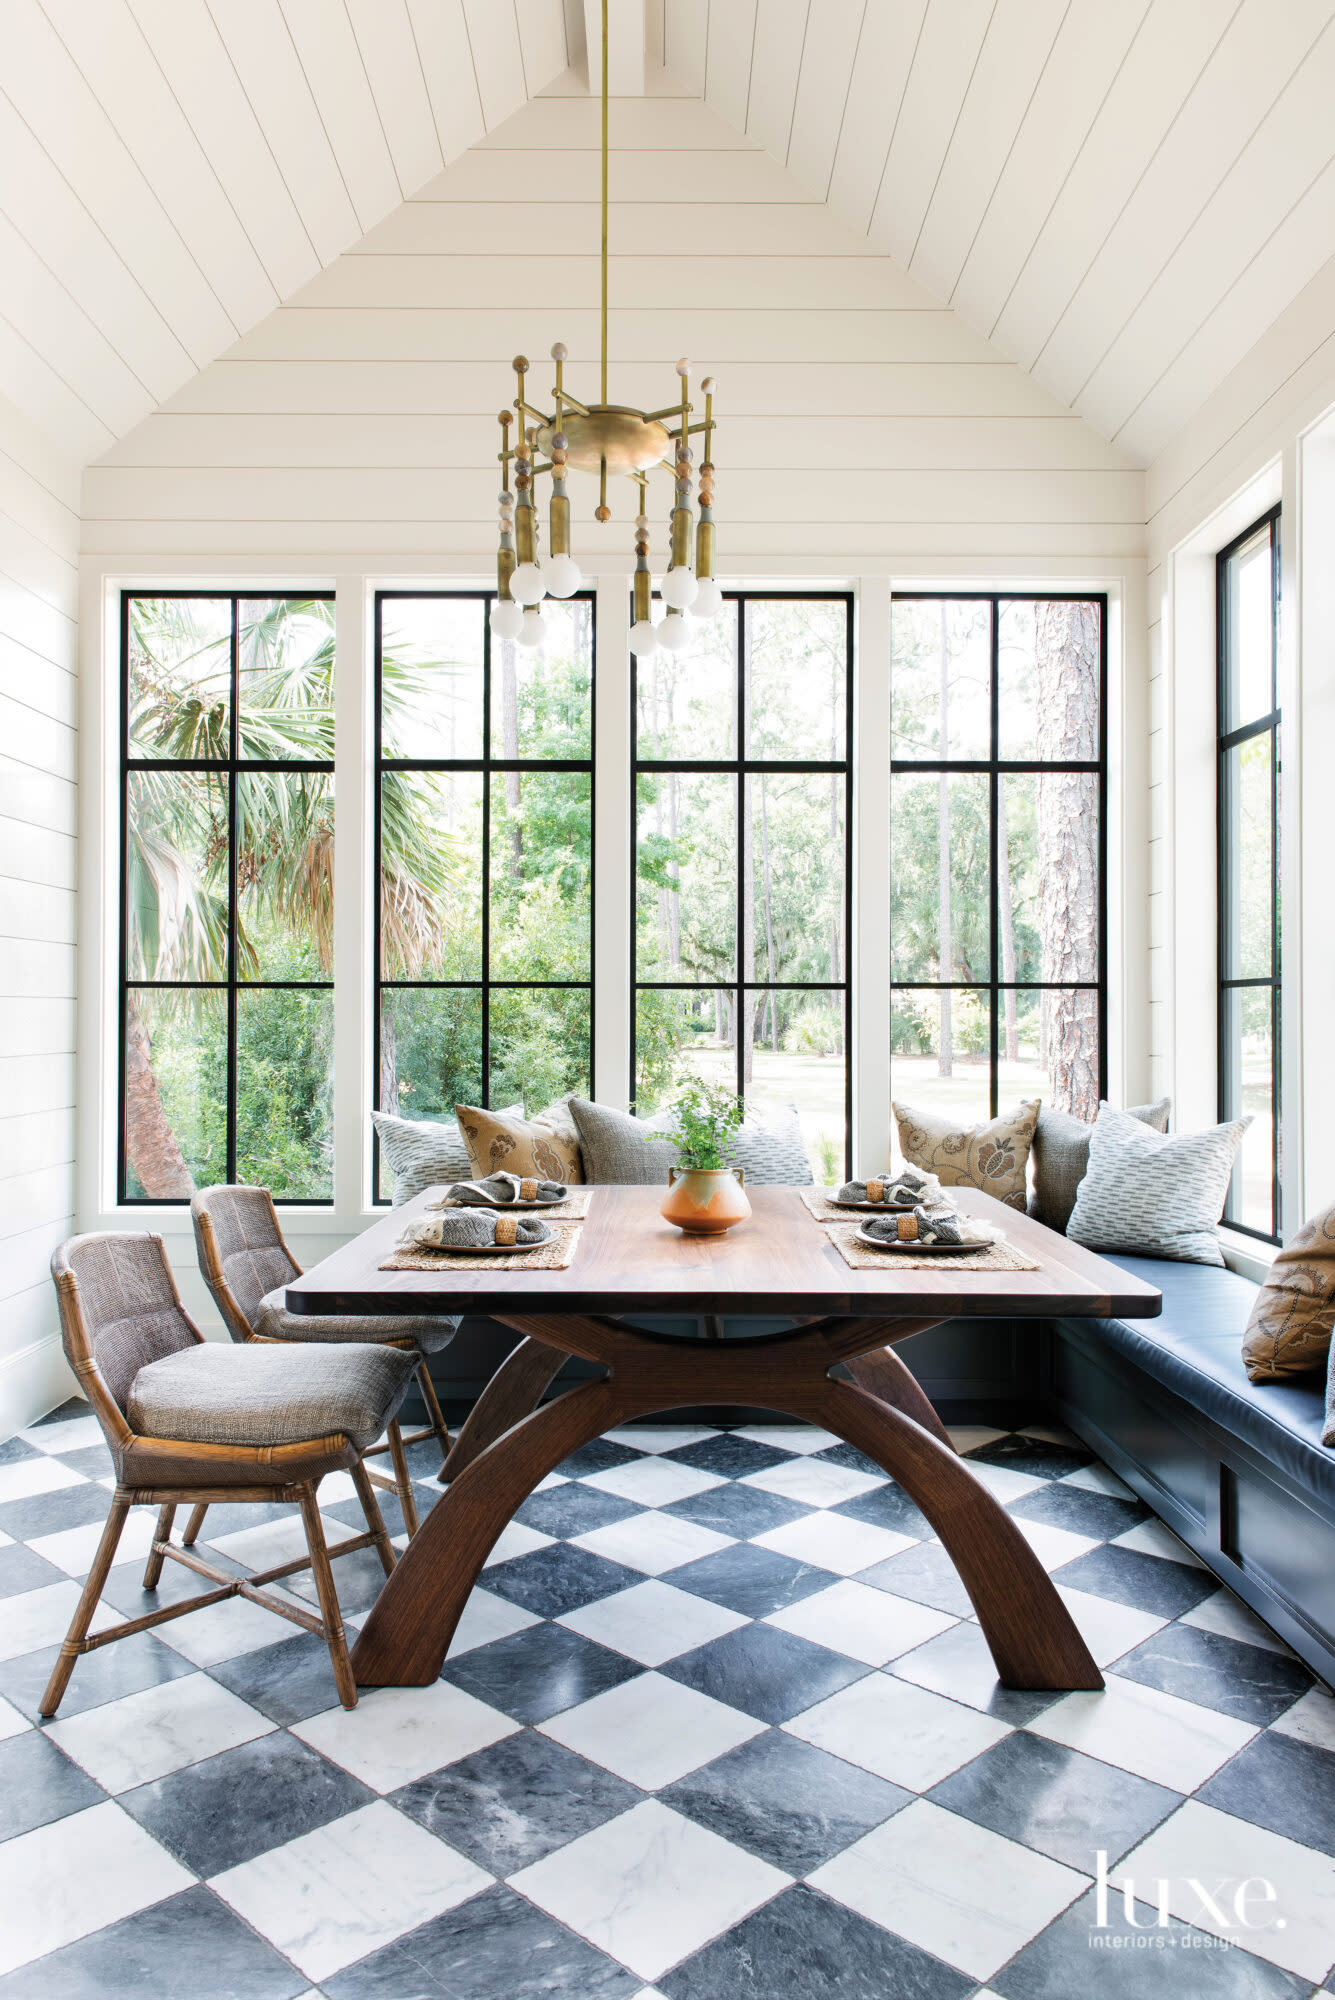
[41,1231,415,1717]
[191,1184,457,1537]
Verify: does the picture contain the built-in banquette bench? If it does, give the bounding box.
[1045,1255,1335,1687]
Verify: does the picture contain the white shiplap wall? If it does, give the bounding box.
[0,391,78,1433]
[83,87,1144,563]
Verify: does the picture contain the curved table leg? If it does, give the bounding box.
[841,1347,955,1451]
[439,1336,572,1484]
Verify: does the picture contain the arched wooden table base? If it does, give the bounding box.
[350,1312,1102,1694]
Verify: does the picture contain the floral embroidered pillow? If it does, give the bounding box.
[455,1103,584,1186]
[892,1097,1041,1212]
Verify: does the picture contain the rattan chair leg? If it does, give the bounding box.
[298,1484,357,1710]
[386,1421,419,1538]
[40,1494,131,1718]
[415,1359,452,1456]
[182,1503,209,1546]
[142,1503,176,1588]
[350,1459,397,1578]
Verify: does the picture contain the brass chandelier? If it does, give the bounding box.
[488,0,721,656]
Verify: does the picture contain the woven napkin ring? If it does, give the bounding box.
[866,1178,884,1204]
[494,1215,518,1247]
[896,1215,919,1242]
[519,1178,539,1201]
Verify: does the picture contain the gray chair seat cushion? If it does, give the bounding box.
[256,1289,459,1353]
[1073,1255,1335,1509]
[127,1341,415,1454]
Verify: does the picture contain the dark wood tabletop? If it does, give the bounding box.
[287,1183,1162,1322]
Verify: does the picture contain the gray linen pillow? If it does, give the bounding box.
[372,1106,521,1206]
[569,1098,813,1186]
[1066,1103,1250,1265]
[1030,1098,1171,1232]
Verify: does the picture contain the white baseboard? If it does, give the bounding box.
[0,1331,78,1440]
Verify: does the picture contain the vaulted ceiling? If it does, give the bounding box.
[3,0,1334,475]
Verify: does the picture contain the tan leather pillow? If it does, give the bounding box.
[1242,1204,1335,1382]
[893,1097,1041,1211]
[455,1103,584,1185]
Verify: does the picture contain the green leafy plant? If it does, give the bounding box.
[654,1078,745,1171]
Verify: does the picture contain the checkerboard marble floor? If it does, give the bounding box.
[2,1401,1334,1999]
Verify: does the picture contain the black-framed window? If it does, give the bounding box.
[120,593,335,1203]
[374,592,594,1201]
[1217,508,1281,1242]
[889,595,1107,1131]
[632,593,853,1181]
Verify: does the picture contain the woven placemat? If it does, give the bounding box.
[427,1188,592,1220]
[379,1222,583,1273]
[799,1186,914,1223]
[820,1223,1041,1273]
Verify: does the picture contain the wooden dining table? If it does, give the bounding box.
[286,1184,1161,1695]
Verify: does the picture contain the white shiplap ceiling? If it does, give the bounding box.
[3,0,1335,472]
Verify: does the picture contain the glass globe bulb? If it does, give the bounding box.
[628,619,659,657]
[691,576,723,620]
[659,565,698,612]
[510,561,547,606]
[517,607,546,650]
[657,613,690,653]
[490,598,524,642]
[543,553,582,598]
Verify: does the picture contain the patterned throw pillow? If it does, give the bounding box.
[568,1097,813,1186]
[1242,1203,1335,1382]
[456,1103,584,1185]
[1030,1098,1171,1232]
[1066,1103,1250,1265]
[372,1111,482,1207]
[892,1098,1040,1211]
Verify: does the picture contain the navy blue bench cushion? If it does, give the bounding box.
[1070,1254,1334,1508]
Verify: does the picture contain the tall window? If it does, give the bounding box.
[120,594,335,1203]
[374,593,594,1198]
[1218,510,1281,1241]
[633,594,853,1181]
[889,596,1106,1130]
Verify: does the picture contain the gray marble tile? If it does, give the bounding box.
[514,1482,644,1539]
[661,1621,866,1725]
[964,1435,1093,1480]
[438,1620,643,1724]
[323,1884,638,2000]
[1196,1729,1335,1857]
[210,1631,361,1728]
[830,1481,933,1539]
[0,1631,196,1724]
[1007,1481,1148,1542]
[928,1729,1180,1869]
[662,1433,794,1478]
[0,1728,107,1840]
[858,1541,975,1617]
[660,1482,809,1542]
[665,1542,834,1619]
[0,1544,66,1601]
[992,1886,1312,1999]
[390,1729,642,1875]
[659,1727,910,1873]
[1112,1620,1313,1725]
[482,1543,643,1618]
[557,1438,646,1478]
[0,1485,113,1543]
[1049,1543,1217,1618]
[0,1885,308,2000]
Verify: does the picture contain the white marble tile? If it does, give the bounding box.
[206,1510,359,1573]
[736,1425,840,1455]
[0,1581,117,1662]
[534,1472,569,1490]
[1050,1585,1170,1667]
[572,1511,734,1576]
[751,1511,914,1577]
[31,1510,160,1580]
[156,1589,307,1668]
[0,1695,30,1740]
[20,1415,103,1456]
[890,1620,1057,1716]
[1007,1517,1100,1572]
[1060,1461,1136,1500]
[946,1426,1007,1454]
[1179,1589,1296,1656]
[211,1799,490,1983]
[811,1797,1087,1981]
[1110,1518,1206,1568]
[1112,1801,1335,1982]
[0,1456,87,1504]
[630,1990,670,1999]
[766,1581,956,1666]
[295,1680,519,1791]
[559,1581,749,1667]
[445,1588,539,1659]
[540,1670,763,1789]
[480,1520,554,1568]
[1270,1683,1335,1752]
[583,1459,726,1507]
[47,1672,274,1792]
[0,1529,12,1547]
[313,1470,358,1505]
[1016,1424,1082,1447]
[960,1460,1046,1504]
[0,1801,193,1978]
[785,1672,1011,1791]
[740,1458,883,1509]
[1030,1674,1257,1792]
[604,1429,716,1454]
[511,1800,788,1983]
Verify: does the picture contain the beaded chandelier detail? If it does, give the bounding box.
[488,2,720,657]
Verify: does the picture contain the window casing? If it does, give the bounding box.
[889,595,1107,1129]
[373,591,595,1200]
[119,592,335,1204]
[1217,509,1281,1242]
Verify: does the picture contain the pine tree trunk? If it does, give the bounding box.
[379,1000,398,1117]
[500,638,522,878]
[1035,601,1101,1116]
[996,777,1019,1061]
[759,775,779,1050]
[124,999,195,1197]
[937,608,953,1077]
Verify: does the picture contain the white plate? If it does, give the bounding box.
[854,1224,999,1256]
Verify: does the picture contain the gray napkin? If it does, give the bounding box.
[442,1171,566,1205]
[400,1211,550,1250]
[862,1204,986,1247]
[836,1164,939,1206]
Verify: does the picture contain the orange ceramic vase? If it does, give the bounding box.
[660,1165,751,1234]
